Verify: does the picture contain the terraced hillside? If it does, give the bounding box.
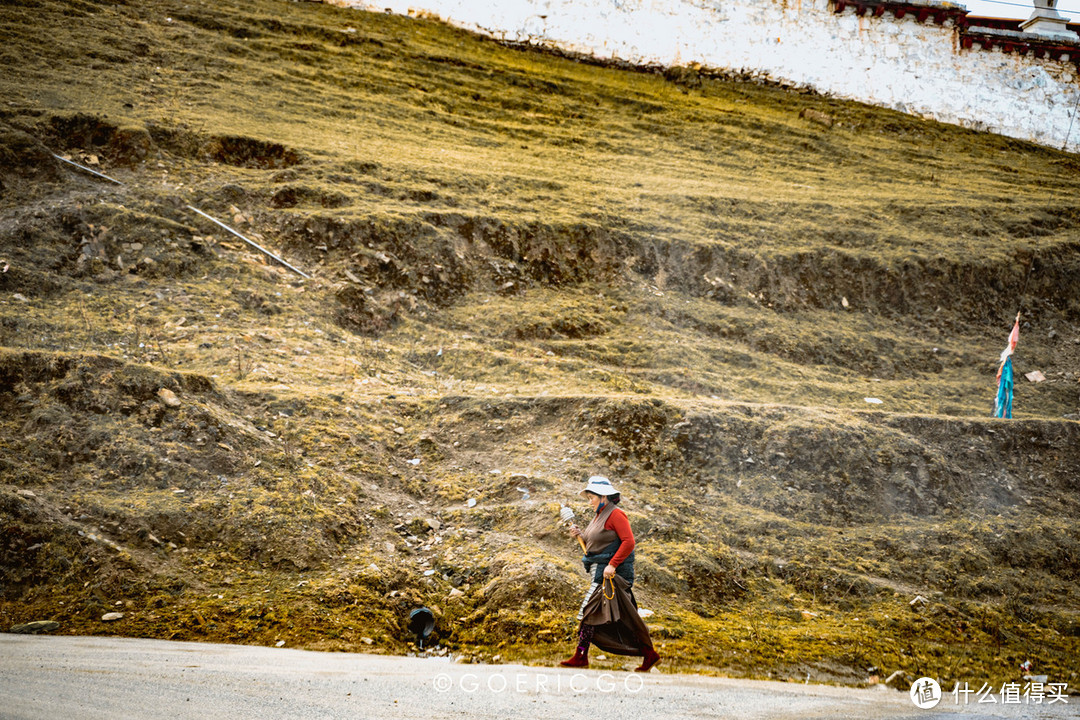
[1,0,1079,689]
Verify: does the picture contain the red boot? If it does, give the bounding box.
[559,647,589,668]
[635,648,661,672]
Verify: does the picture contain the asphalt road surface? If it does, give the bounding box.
[0,635,1074,720]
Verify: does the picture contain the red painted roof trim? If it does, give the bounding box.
[831,1,1080,64]
[832,1,966,25]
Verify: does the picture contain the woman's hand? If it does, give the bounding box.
[603,564,616,579]
[568,524,582,538]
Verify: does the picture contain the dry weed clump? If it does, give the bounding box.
[579,398,683,467]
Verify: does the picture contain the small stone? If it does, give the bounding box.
[10,620,59,634]
[157,388,181,408]
[16,489,36,498]
[393,426,405,435]
[101,612,124,622]
[448,588,464,598]
[275,640,286,647]
[426,517,441,532]
[361,637,374,645]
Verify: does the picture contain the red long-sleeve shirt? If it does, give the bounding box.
[602,505,635,568]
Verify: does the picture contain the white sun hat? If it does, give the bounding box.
[580,475,618,497]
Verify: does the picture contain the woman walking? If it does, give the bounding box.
[560,475,661,672]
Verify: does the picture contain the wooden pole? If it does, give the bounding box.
[52,154,123,185]
[186,205,311,280]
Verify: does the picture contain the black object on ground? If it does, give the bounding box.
[408,607,435,648]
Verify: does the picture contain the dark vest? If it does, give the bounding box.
[580,502,635,586]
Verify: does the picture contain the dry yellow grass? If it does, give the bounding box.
[0,0,1078,689]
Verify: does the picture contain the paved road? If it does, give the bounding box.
[0,635,1073,720]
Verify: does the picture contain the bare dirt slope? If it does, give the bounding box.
[1,0,1079,690]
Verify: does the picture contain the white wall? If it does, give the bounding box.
[339,0,1080,153]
